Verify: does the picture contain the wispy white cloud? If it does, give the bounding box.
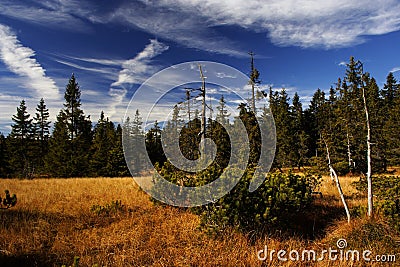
[120,0,400,49]
[104,39,169,120]
[66,57,125,67]
[0,0,246,56]
[0,0,91,32]
[0,24,60,99]
[157,0,400,48]
[112,39,169,87]
[107,88,128,119]
[216,72,237,79]
[95,1,247,57]
[390,67,400,73]
[54,59,117,78]
[338,61,347,66]
[3,0,399,51]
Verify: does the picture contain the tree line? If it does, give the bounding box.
[0,74,129,178]
[0,56,399,178]
[270,57,400,176]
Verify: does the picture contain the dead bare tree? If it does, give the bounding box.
[360,64,373,218]
[198,64,207,159]
[322,135,351,223]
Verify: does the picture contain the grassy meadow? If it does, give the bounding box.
[0,175,399,266]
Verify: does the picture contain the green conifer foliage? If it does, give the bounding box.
[46,74,92,177]
[8,100,34,178]
[32,98,51,173]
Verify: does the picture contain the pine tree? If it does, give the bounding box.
[9,100,34,177]
[108,124,129,177]
[0,133,9,177]
[123,110,146,175]
[146,121,165,167]
[382,72,400,166]
[179,116,201,162]
[32,98,51,172]
[270,89,294,169]
[248,52,261,114]
[11,100,33,138]
[90,111,116,176]
[46,112,71,177]
[364,76,385,172]
[33,98,51,143]
[216,95,230,124]
[47,74,92,177]
[381,72,397,108]
[336,79,355,173]
[344,57,365,173]
[291,93,309,169]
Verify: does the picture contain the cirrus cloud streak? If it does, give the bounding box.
[0,24,60,99]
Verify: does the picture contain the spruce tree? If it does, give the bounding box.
[270,89,293,169]
[90,111,116,176]
[364,76,385,172]
[207,96,231,170]
[123,110,146,175]
[32,98,51,172]
[9,100,34,177]
[291,93,309,169]
[216,95,230,124]
[0,133,9,177]
[146,121,165,167]
[47,74,92,177]
[383,73,400,165]
[46,112,71,177]
[11,100,33,139]
[108,124,129,177]
[381,72,397,108]
[249,52,261,113]
[344,57,365,173]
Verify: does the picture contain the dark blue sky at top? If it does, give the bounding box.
[0,0,400,133]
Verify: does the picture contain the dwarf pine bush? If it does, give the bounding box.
[354,176,400,231]
[90,200,124,216]
[196,169,318,233]
[0,190,17,209]
[151,162,319,233]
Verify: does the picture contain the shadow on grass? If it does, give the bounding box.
[244,196,350,242]
[0,253,53,267]
[287,197,350,239]
[0,207,131,266]
[0,206,129,231]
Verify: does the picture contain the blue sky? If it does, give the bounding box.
[0,0,400,133]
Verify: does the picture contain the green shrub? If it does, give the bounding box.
[353,176,400,231]
[195,169,319,234]
[90,200,124,216]
[151,161,319,233]
[0,190,17,209]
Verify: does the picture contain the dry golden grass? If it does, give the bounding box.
[0,176,398,266]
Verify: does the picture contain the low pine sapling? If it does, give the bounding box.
[0,190,17,209]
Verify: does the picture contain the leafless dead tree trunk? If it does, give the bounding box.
[361,71,373,218]
[323,136,351,223]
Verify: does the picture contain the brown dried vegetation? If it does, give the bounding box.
[0,177,398,266]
